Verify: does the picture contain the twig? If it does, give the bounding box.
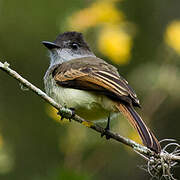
[0,61,179,179]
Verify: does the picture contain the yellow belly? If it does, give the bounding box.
[44,75,118,121]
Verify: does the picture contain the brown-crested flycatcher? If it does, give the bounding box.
[42,31,161,153]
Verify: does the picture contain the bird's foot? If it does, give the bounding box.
[57,107,75,122]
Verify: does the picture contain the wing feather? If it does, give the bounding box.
[53,57,140,106]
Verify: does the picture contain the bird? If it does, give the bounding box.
[42,31,161,153]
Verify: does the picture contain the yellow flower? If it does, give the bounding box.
[165,20,180,54]
[68,1,124,31]
[98,25,132,64]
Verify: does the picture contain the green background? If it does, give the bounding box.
[0,0,180,179]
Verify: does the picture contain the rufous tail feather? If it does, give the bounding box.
[116,104,161,153]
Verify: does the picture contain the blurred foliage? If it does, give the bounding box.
[0,0,180,179]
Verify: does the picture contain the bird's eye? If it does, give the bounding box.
[71,43,79,50]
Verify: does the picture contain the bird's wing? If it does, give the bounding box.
[52,57,140,106]
[52,57,161,153]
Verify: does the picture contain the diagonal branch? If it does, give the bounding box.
[0,61,180,179]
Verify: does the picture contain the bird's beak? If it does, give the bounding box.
[42,41,60,49]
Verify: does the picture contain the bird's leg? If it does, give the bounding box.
[57,107,75,122]
[101,114,111,140]
[68,108,75,122]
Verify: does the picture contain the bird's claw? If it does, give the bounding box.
[57,107,75,122]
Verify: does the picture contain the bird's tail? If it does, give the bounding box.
[116,103,161,153]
